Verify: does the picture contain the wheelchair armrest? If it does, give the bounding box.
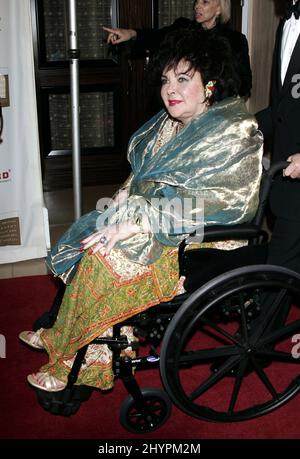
[178,223,268,277]
[202,224,267,242]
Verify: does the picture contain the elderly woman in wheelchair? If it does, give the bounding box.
[19,29,300,433]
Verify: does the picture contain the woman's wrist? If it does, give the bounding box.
[112,188,129,206]
[129,29,137,40]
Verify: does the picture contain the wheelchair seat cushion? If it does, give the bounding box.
[182,244,267,292]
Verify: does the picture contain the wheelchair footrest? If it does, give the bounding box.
[35,385,93,416]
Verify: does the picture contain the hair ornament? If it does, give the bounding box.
[205,80,216,99]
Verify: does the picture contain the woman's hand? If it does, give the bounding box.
[81,219,147,256]
[283,153,300,179]
[103,27,137,45]
[96,188,129,212]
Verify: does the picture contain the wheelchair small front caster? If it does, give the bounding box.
[119,387,172,433]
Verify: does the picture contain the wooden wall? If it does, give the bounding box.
[247,0,285,114]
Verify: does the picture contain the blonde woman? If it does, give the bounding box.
[104,0,252,97]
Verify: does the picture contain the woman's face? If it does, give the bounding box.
[160,60,207,126]
[194,0,221,29]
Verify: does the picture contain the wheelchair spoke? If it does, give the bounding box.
[238,293,249,342]
[263,295,292,334]
[251,356,279,399]
[179,345,239,365]
[251,289,288,342]
[199,317,243,346]
[258,320,300,348]
[228,358,249,414]
[160,266,300,423]
[256,349,300,363]
[189,355,241,401]
[128,404,165,426]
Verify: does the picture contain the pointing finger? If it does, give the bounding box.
[103,26,117,34]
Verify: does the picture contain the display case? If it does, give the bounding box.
[31,0,128,190]
[38,0,118,63]
[31,0,242,190]
[155,0,192,27]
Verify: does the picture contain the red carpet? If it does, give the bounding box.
[0,275,299,440]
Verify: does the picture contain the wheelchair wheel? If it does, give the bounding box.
[160,265,300,422]
[119,388,172,433]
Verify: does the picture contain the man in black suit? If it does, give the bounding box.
[256,0,300,272]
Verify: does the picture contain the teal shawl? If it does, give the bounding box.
[47,97,263,280]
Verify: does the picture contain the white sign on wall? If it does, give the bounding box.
[0,0,49,263]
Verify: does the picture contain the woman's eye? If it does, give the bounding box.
[178,77,189,83]
[161,78,168,85]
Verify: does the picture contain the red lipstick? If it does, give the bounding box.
[169,100,182,106]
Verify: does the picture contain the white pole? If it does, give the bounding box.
[68,0,82,220]
[241,0,250,38]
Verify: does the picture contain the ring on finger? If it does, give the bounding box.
[99,236,108,244]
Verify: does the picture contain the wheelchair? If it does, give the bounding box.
[32,161,300,434]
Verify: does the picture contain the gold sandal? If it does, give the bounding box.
[19,329,45,350]
[27,372,66,392]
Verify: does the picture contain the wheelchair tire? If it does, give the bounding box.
[119,387,172,433]
[160,264,300,423]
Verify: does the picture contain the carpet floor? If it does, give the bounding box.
[0,275,299,440]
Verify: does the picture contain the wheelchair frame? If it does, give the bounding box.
[33,161,300,433]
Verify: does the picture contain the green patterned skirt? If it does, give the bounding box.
[39,246,180,390]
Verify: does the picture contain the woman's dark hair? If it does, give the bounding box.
[149,28,240,105]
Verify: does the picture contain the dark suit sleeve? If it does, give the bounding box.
[134,28,164,53]
[133,17,192,55]
[235,34,252,98]
[255,107,273,141]
[255,21,284,142]
[220,28,252,98]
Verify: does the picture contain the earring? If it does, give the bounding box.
[205,80,216,100]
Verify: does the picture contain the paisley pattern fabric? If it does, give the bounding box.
[40,238,249,390]
[40,246,180,390]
